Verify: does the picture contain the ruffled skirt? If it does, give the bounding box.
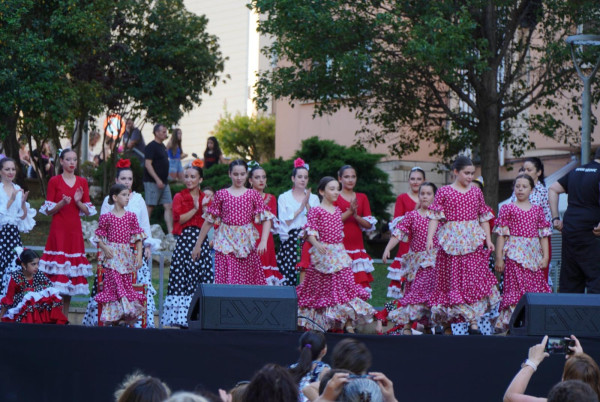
[95,269,145,324]
[2,287,68,324]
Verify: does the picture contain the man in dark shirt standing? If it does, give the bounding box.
[123,118,146,164]
[549,148,600,293]
[144,124,173,234]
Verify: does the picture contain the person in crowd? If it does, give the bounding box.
[93,184,146,326]
[296,176,375,333]
[83,159,160,327]
[114,371,171,402]
[387,166,425,298]
[0,248,68,324]
[191,159,274,285]
[277,158,320,286]
[335,165,377,295]
[39,148,96,315]
[218,381,248,402]
[549,148,600,294]
[18,136,32,172]
[316,371,398,402]
[426,155,499,335]
[547,381,598,402]
[510,157,552,282]
[87,130,101,165]
[0,157,36,296]
[144,123,173,234]
[165,392,209,402]
[167,128,187,182]
[289,330,330,402]
[203,136,226,169]
[30,140,54,179]
[243,363,299,402]
[162,160,213,328]
[504,335,600,401]
[494,174,552,332]
[122,118,146,163]
[247,162,283,285]
[377,182,439,335]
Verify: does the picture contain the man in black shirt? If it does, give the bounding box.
[144,124,173,234]
[549,148,600,293]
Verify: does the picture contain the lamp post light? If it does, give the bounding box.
[566,34,600,165]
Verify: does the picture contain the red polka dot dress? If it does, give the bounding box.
[334,193,377,295]
[204,189,275,285]
[387,193,417,298]
[93,211,147,324]
[427,186,500,325]
[494,203,552,330]
[296,206,375,331]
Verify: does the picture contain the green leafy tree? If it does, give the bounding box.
[212,112,275,162]
[250,0,600,209]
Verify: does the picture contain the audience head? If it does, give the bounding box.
[204,136,222,160]
[228,381,249,402]
[331,338,372,375]
[114,371,171,402]
[164,392,208,402]
[562,353,600,399]
[338,377,383,402]
[243,363,298,402]
[153,124,167,142]
[547,380,598,402]
[318,369,352,395]
[290,331,328,383]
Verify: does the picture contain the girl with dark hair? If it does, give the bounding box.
[289,331,330,402]
[0,247,67,324]
[335,165,377,296]
[426,155,500,335]
[494,174,551,331]
[83,159,160,327]
[167,128,187,182]
[296,176,375,333]
[377,182,440,335]
[203,136,225,169]
[248,162,283,285]
[191,159,275,285]
[244,364,299,402]
[387,166,426,299]
[39,148,97,315]
[93,183,146,325]
[0,158,36,297]
[162,160,214,327]
[277,158,320,286]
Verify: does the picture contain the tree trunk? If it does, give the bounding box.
[1,112,27,188]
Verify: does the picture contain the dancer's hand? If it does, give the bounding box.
[350,197,358,214]
[8,189,18,204]
[144,245,151,260]
[61,194,72,205]
[539,257,549,271]
[426,239,434,251]
[102,246,114,260]
[486,239,495,252]
[369,372,398,402]
[21,190,29,205]
[495,259,505,273]
[302,189,311,207]
[375,320,383,334]
[74,186,84,203]
[382,248,390,264]
[191,242,202,261]
[257,239,267,255]
[554,218,563,232]
[135,252,143,269]
[314,241,326,254]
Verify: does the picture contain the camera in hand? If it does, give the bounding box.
[545,337,575,354]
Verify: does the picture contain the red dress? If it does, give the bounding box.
[254,193,283,286]
[39,175,96,296]
[1,271,68,324]
[387,193,417,298]
[334,193,377,294]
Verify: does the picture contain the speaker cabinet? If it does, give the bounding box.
[509,293,600,336]
[187,284,298,331]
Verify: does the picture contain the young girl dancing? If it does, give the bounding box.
[335,165,377,295]
[426,156,500,335]
[1,248,68,324]
[0,157,36,295]
[191,159,274,285]
[387,167,425,298]
[289,330,330,402]
[377,182,439,335]
[39,148,97,314]
[248,162,283,285]
[162,160,213,327]
[83,159,160,327]
[296,176,375,333]
[93,184,146,325]
[495,174,551,331]
[277,158,319,286]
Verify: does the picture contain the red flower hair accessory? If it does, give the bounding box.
[116,159,131,169]
[192,159,204,169]
[294,158,309,170]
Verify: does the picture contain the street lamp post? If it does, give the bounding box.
[566,34,600,165]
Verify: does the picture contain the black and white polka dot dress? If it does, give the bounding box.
[276,228,301,286]
[0,225,23,296]
[161,226,213,327]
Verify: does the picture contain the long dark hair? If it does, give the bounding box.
[513,173,535,190]
[168,128,183,153]
[228,159,248,173]
[452,155,473,172]
[317,176,340,201]
[524,157,545,186]
[204,136,222,160]
[289,331,327,383]
[243,364,298,402]
[108,184,128,205]
[17,249,39,266]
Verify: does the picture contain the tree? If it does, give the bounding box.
[250,0,600,209]
[212,112,275,162]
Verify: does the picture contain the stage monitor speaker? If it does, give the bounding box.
[187,284,297,331]
[509,293,600,336]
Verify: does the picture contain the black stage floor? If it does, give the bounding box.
[1,323,599,402]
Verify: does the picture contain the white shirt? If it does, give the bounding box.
[277,189,320,238]
[0,183,36,232]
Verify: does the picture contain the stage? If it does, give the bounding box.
[1,324,599,402]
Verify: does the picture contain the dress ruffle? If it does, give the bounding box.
[437,220,486,255]
[254,209,276,224]
[360,216,377,232]
[95,269,145,323]
[478,210,494,223]
[426,207,446,221]
[80,202,97,217]
[502,236,544,271]
[2,287,67,324]
[298,297,374,331]
[39,201,57,216]
[391,227,409,243]
[202,210,221,226]
[347,250,375,273]
[263,266,284,286]
[398,249,437,282]
[309,243,352,274]
[0,207,37,233]
[431,287,501,325]
[213,223,259,258]
[97,242,140,274]
[389,216,404,231]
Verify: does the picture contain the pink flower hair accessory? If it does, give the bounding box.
[294,158,309,170]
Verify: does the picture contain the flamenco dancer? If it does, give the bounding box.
[335,165,377,295]
[494,174,551,331]
[426,156,500,335]
[296,176,375,333]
